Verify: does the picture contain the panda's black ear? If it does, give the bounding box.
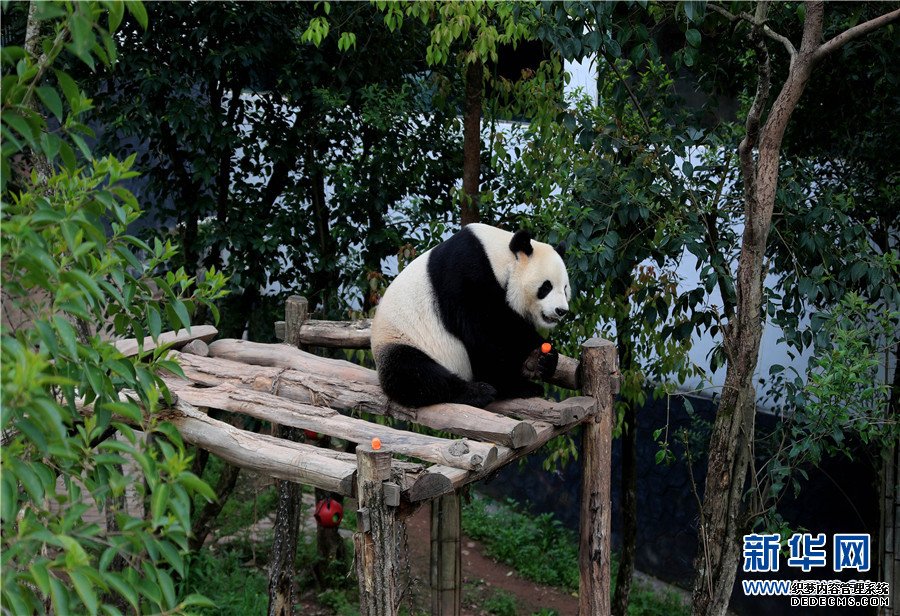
[509,229,533,256]
[555,241,567,259]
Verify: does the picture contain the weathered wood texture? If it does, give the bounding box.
[430,493,462,616]
[175,349,535,447]
[269,295,307,616]
[355,445,400,616]
[274,314,579,389]
[195,341,539,447]
[276,317,373,349]
[164,379,496,471]
[158,400,357,495]
[113,325,218,357]
[578,338,618,616]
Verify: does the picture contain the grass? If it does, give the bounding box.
[462,493,690,616]
[462,495,581,591]
[182,470,687,616]
[184,547,269,616]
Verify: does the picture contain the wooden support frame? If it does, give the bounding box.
[123,296,618,616]
[268,296,309,616]
[355,444,400,615]
[430,493,462,615]
[578,338,619,616]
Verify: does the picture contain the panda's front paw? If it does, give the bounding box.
[454,382,497,408]
[537,347,559,379]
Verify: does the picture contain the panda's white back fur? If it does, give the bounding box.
[371,243,473,380]
[371,223,569,386]
[371,224,519,380]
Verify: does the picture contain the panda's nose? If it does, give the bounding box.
[555,307,568,318]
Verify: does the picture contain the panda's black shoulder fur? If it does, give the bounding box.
[426,226,542,397]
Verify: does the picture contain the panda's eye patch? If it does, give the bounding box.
[537,280,553,299]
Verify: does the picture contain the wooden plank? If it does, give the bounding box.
[165,379,496,471]
[355,445,400,615]
[186,343,536,448]
[578,338,617,616]
[431,493,462,616]
[114,325,218,357]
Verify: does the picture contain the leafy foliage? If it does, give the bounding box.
[90,1,462,328]
[1,2,226,613]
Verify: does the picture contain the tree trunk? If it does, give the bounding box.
[690,4,878,614]
[612,316,637,616]
[461,60,482,226]
[267,429,304,616]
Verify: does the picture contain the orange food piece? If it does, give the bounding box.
[371,437,382,450]
[541,342,552,354]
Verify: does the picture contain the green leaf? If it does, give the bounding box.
[171,300,192,332]
[70,568,99,616]
[147,305,162,340]
[107,0,125,31]
[105,573,138,610]
[157,569,176,609]
[685,28,701,48]
[124,0,148,29]
[179,471,216,502]
[1,471,18,522]
[55,70,81,109]
[156,540,185,577]
[36,86,64,120]
[49,576,70,615]
[180,594,216,609]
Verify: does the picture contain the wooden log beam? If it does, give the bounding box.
[410,420,556,501]
[114,325,218,358]
[578,338,618,616]
[159,400,357,496]
[164,379,496,471]
[192,342,537,448]
[275,318,373,349]
[273,316,580,389]
[487,396,595,426]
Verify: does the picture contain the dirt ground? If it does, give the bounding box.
[402,503,580,615]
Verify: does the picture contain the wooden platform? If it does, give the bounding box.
[155,332,600,505]
[114,294,619,616]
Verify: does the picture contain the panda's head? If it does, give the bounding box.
[507,230,571,330]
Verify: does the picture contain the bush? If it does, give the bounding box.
[1,2,226,613]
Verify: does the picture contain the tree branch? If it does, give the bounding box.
[763,24,797,59]
[708,3,796,58]
[812,7,900,63]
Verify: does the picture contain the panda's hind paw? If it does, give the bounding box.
[453,382,497,408]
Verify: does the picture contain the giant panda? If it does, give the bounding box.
[371,223,571,408]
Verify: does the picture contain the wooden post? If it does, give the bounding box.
[267,296,308,616]
[578,338,618,616]
[355,444,400,616]
[430,492,462,615]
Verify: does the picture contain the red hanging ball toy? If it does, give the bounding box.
[314,498,343,528]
